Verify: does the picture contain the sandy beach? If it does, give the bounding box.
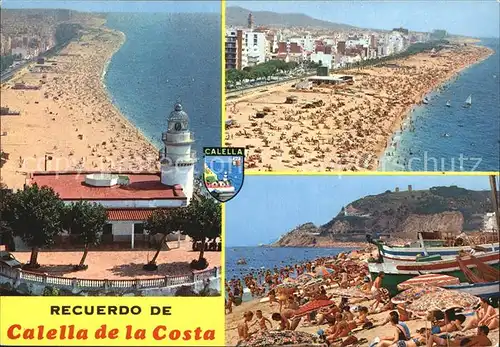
[225,249,499,347]
[0,18,158,189]
[225,44,493,172]
[226,295,499,347]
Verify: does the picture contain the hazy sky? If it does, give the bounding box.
[228,0,500,38]
[225,175,497,247]
[2,0,220,13]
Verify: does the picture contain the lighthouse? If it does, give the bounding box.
[160,103,196,203]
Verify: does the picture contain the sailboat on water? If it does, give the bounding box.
[463,94,472,108]
[446,100,451,107]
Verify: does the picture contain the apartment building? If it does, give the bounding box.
[225,29,247,70]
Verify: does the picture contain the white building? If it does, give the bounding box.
[483,213,498,233]
[290,34,314,52]
[23,103,196,250]
[386,31,405,56]
[347,38,369,48]
[11,47,29,59]
[310,51,333,69]
[245,31,267,66]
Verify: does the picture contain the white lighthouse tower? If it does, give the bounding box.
[160,103,196,203]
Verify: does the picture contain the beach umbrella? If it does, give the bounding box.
[328,287,371,298]
[296,273,314,282]
[303,278,324,287]
[237,330,320,347]
[406,289,480,316]
[293,299,336,317]
[397,274,460,291]
[391,285,444,305]
[314,266,334,277]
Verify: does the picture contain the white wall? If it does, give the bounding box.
[112,222,133,236]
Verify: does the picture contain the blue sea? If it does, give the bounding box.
[380,38,500,172]
[226,246,352,281]
[104,13,221,172]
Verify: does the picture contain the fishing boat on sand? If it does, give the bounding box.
[422,97,429,105]
[368,252,499,295]
[367,232,499,262]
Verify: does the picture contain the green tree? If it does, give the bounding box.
[63,201,107,269]
[144,208,185,270]
[182,195,221,270]
[6,184,64,268]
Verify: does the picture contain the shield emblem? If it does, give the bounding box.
[203,147,245,202]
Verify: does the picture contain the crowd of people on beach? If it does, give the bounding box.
[226,250,499,347]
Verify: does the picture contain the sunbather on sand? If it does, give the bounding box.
[426,325,492,347]
[315,303,340,325]
[430,314,466,334]
[326,312,352,343]
[462,298,499,331]
[376,311,410,347]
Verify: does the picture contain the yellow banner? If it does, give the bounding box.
[0,297,224,346]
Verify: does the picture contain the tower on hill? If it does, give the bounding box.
[248,12,253,30]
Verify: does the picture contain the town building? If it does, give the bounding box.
[310,51,333,69]
[225,29,247,70]
[483,213,498,233]
[20,103,197,250]
[245,31,267,66]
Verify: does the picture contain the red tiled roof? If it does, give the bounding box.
[29,171,186,200]
[106,208,169,221]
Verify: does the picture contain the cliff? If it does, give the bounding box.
[272,186,493,247]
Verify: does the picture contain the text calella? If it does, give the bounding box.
[6,325,216,341]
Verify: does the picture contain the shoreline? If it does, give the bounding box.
[225,43,494,172]
[378,44,496,168]
[99,23,159,152]
[0,18,160,189]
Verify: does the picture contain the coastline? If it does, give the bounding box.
[378,44,495,167]
[99,24,159,152]
[0,18,159,189]
[225,43,494,172]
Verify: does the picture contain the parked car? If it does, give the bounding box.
[0,251,22,268]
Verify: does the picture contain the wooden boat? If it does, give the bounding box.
[443,256,500,299]
[368,234,499,262]
[368,251,500,295]
[443,281,500,299]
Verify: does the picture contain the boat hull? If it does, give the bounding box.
[443,281,500,299]
[380,243,499,262]
[369,252,500,295]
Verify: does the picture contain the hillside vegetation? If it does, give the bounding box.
[273,186,493,247]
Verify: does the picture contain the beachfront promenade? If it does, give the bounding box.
[0,265,221,295]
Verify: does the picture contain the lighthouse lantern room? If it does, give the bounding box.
[160,103,196,203]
